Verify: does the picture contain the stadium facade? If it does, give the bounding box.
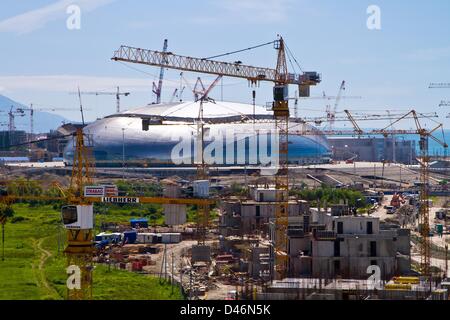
[63,101,331,166]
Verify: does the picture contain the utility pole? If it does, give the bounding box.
[252,90,256,124]
[446,244,448,278]
[164,244,168,280]
[1,219,4,261]
[189,269,193,300]
[179,259,183,293]
[374,163,377,188]
[122,128,126,180]
[29,104,34,141]
[160,244,167,280]
[171,252,174,294]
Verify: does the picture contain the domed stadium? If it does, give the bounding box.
[63,100,331,166]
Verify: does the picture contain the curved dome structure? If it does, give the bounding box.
[64,101,330,166]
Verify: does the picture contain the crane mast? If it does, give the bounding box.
[295,109,448,285]
[66,128,94,300]
[7,106,25,132]
[272,38,290,280]
[74,87,130,114]
[112,37,321,281]
[329,80,345,130]
[152,39,168,104]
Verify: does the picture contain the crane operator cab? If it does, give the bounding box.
[61,205,94,230]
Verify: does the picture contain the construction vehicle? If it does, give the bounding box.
[386,205,396,215]
[385,283,413,291]
[392,276,420,284]
[391,193,406,209]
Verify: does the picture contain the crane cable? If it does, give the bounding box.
[284,41,304,73]
[203,40,276,60]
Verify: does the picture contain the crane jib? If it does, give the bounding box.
[112,45,321,86]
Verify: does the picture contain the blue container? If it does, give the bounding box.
[123,231,137,244]
[130,218,149,228]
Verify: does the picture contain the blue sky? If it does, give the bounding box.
[0,0,449,130]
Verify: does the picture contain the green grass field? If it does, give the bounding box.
[0,204,184,300]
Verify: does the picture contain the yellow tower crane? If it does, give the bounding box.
[293,109,448,284]
[63,128,95,300]
[111,37,321,279]
[1,128,215,300]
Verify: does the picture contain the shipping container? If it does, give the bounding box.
[123,231,137,244]
[161,233,182,244]
[137,233,156,244]
[130,218,148,228]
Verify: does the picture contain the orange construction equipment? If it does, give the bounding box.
[391,193,405,208]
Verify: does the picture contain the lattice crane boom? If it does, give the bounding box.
[74,87,130,113]
[294,109,447,284]
[112,44,321,90]
[112,37,321,280]
[328,80,346,130]
[152,39,168,104]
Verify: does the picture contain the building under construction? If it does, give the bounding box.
[1,34,449,303]
[220,186,411,280]
[329,137,417,164]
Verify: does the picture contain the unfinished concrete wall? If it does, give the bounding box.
[221,200,241,215]
[248,246,270,278]
[396,229,411,256]
[311,256,396,279]
[397,255,411,274]
[333,216,380,235]
[336,237,396,258]
[291,256,312,276]
[240,202,303,234]
[164,204,187,225]
[311,210,333,228]
[251,188,277,202]
[312,240,334,257]
[289,237,311,256]
[219,210,242,237]
[163,184,181,198]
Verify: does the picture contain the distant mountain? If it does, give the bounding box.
[0,94,69,133]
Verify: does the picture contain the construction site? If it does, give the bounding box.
[1,2,450,303]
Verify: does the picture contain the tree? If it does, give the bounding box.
[0,204,14,261]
